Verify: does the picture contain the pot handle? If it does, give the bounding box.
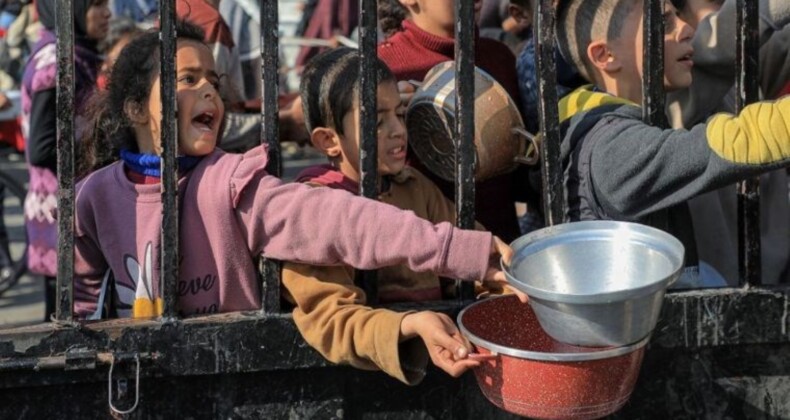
[468,352,498,361]
[512,127,541,166]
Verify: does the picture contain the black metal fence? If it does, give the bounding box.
[49,0,769,319]
[1,1,788,417]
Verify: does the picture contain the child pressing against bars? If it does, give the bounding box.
[554,0,790,286]
[377,0,536,243]
[72,21,519,320]
[281,48,526,384]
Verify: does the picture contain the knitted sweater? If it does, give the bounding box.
[21,29,101,277]
[378,19,524,242]
[73,146,493,318]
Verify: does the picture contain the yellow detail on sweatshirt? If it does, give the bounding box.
[133,297,163,318]
[558,85,636,122]
[706,98,790,164]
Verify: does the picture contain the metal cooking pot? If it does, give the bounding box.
[459,295,647,420]
[406,61,538,182]
[504,221,685,347]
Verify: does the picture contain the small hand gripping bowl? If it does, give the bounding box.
[503,220,685,347]
[458,295,649,420]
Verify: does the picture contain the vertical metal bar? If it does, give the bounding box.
[535,0,564,225]
[642,0,667,127]
[159,1,179,319]
[454,0,475,301]
[356,0,379,303]
[55,0,75,321]
[736,0,761,286]
[260,0,282,313]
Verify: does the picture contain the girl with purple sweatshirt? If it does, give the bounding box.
[72,21,512,320]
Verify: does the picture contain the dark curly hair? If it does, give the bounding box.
[300,47,395,137]
[378,0,408,38]
[78,20,208,176]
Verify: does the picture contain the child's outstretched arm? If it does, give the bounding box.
[587,98,790,221]
[282,262,431,385]
[232,152,508,284]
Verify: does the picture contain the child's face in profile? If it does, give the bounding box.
[85,0,111,41]
[145,40,224,157]
[336,80,408,181]
[608,1,694,95]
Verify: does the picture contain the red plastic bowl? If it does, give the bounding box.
[458,295,648,420]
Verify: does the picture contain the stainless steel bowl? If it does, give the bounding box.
[504,221,685,347]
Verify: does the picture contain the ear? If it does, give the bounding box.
[124,99,149,125]
[310,127,343,158]
[587,40,620,73]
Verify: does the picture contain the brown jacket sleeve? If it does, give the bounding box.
[281,262,430,385]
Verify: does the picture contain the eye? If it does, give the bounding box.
[178,74,196,84]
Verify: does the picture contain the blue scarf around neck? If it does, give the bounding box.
[120,149,202,177]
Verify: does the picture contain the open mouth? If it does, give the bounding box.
[388,145,407,158]
[192,111,215,132]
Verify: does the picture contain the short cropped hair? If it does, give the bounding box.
[300,47,396,135]
[557,0,640,82]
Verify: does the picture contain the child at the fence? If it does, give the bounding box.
[555,0,790,287]
[281,47,524,384]
[22,0,110,320]
[72,21,516,320]
[177,0,309,151]
[377,0,537,244]
[666,0,790,285]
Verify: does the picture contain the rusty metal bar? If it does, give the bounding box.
[159,1,179,319]
[55,0,75,321]
[642,0,666,127]
[260,0,282,313]
[454,0,475,301]
[735,0,761,286]
[356,0,379,303]
[534,0,563,225]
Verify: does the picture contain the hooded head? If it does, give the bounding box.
[37,0,91,35]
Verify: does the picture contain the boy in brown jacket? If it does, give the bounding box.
[282,47,525,384]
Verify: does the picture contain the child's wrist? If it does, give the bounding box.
[399,312,422,341]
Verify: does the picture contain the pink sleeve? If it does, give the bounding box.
[230,154,492,281]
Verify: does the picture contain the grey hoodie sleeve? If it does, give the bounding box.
[586,109,790,221]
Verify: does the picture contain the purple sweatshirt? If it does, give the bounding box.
[73,146,492,318]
